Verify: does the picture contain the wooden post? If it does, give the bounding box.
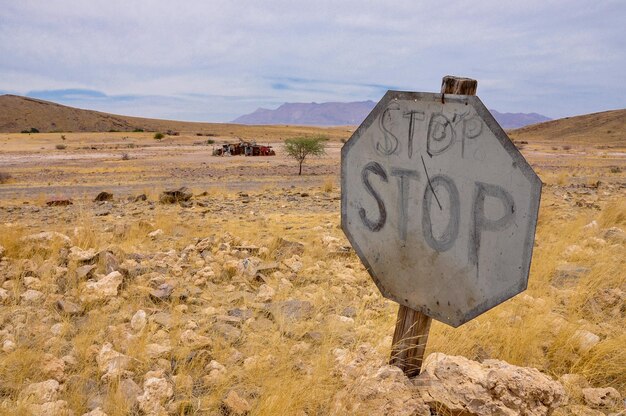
[389,75,478,377]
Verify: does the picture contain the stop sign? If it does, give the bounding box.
[341,91,541,327]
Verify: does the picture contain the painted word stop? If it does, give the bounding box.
[341,91,541,327]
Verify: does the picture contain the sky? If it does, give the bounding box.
[1,0,625,122]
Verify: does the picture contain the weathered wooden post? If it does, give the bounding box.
[389,76,478,377]
[341,75,541,378]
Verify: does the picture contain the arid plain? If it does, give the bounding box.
[0,103,625,415]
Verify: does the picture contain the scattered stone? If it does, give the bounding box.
[283,255,303,273]
[94,207,111,217]
[148,229,164,239]
[416,353,567,416]
[341,306,357,318]
[0,244,5,259]
[42,354,66,381]
[159,187,192,204]
[137,377,174,415]
[180,329,212,349]
[56,299,83,316]
[214,322,242,342]
[552,264,590,288]
[97,343,133,380]
[20,289,44,304]
[150,283,174,301]
[100,251,119,274]
[255,284,275,302]
[46,198,73,206]
[603,227,626,243]
[571,330,601,353]
[582,387,622,410]
[69,246,98,262]
[82,407,108,416]
[273,238,304,260]
[0,288,9,303]
[94,192,113,202]
[222,390,251,415]
[270,300,314,322]
[80,271,123,304]
[21,231,72,248]
[2,339,16,352]
[19,379,60,404]
[133,193,148,202]
[131,310,147,332]
[119,378,142,407]
[76,264,97,279]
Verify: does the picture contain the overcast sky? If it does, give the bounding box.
[1,1,624,122]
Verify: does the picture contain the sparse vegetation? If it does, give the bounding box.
[284,135,328,175]
[153,132,164,140]
[55,144,67,150]
[207,139,215,144]
[121,153,130,160]
[133,128,144,132]
[0,172,12,184]
[21,127,39,133]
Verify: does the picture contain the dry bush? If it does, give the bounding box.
[56,144,67,150]
[0,172,12,184]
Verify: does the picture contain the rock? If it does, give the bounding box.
[21,231,72,248]
[180,329,212,349]
[150,283,174,301]
[2,339,16,352]
[417,353,567,416]
[159,187,192,204]
[46,198,73,206]
[582,387,622,410]
[28,400,73,416]
[0,244,5,259]
[82,407,108,416]
[571,330,600,353]
[42,354,66,381]
[552,264,590,288]
[341,306,357,318]
[270,300,314,322]
[97,343,132,380]
[145,343,172,359]
[255,284,275,302]
[273,238,305,260]
[553,405,605,415]
[148,229,164,239]
[137,377,174,415]
[56,299,83,316]
[20,289,44,304]
[100,251,119,274]
[283,255,303,273]
[69,247,98,262]
[214,323,242,342]
[221,390,251,415]
[119,378,142,407]
[131,310,147,332]
[603,227,626,243]
[80,271,123,304]
[76,264,97,279]
[0,288,9,303]
[94,191,113,202]
[19,379,60,404]
[134,193,148,202]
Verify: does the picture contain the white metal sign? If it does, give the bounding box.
[341,91,541,327]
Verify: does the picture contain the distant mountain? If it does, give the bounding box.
[232,101,376,126]
[233,101,551,129]
[488,110,551,129]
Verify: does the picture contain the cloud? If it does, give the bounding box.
[1,0,624,120]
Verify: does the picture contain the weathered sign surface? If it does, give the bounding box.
[341,91,541,327]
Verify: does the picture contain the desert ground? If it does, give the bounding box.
[0,125,625,415]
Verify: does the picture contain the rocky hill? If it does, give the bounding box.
[510,108,626,145]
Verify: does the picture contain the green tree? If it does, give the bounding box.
[284,135,327,175]
[154,132,164,140]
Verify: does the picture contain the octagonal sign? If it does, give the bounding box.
[341,91,541,327]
